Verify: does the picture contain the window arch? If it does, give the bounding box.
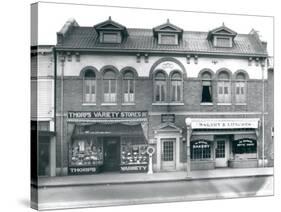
[235,72,247,103]
[122,70,135,103]
[217,70,231,103]
[170,71,183,102]
[154,70,167,102]
[83,69,96,103]
[201,71,213,103]
[103,69,117,103]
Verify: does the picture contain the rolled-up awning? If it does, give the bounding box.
[72,123,147,143]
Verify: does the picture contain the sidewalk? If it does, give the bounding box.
[36,167,273,188]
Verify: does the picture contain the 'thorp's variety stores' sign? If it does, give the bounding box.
[68,111,148,121]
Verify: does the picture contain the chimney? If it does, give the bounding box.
[57,18,79,45]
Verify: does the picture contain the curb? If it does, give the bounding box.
[34,173,273,188]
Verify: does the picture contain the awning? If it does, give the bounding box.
[72,123,147,142]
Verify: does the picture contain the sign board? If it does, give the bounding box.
[68,111,148,119]
[120,164,148,173]
[189,118,259,129]
[68,166,100,175]
[161,114,175,123]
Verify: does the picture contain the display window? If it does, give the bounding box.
[70,137,103,166]
[120,137,148,165]
[232,139,257,159]
[191,140,211,160]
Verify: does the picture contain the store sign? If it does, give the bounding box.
[161,114,175,123]
[68,166,100,175]
[192,140,210,148]
[190,119,259,129]
[235,139,256,147]
[68,111,148,119]
[120,164,148,173]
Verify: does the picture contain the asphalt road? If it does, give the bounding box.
[36,176,273,210]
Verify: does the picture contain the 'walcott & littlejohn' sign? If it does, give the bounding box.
[68,111,148,119]
[190,118,259,129]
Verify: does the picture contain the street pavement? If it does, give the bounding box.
[36,175,273,210]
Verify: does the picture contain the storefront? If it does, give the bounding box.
[67,111,149,175]
[186,118,260,170]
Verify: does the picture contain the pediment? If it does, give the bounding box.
[153,20,183,35]
[155,123,182,133]
[207,25,237,40]
[94,17,126,31]
[159,26,179,31]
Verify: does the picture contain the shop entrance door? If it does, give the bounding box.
[38,137,50,176]
[161,139,176,171]
[103,137,120,172]
[215,140,229,167]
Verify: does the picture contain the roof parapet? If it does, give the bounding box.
[249,29,268,54]
[57,18,79,45]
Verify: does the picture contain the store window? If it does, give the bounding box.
[191,140,211,160]
[70,137,103,167]
[123,70,135,103]
[154,71,167,102]
[170,71,183,102]
[103,70,117,103]
[83,70,96,103]
[232,139,257,159]
[201,71,212,103]
[217,71,231,103]
[120,137,148,165]
[235,73,247,103]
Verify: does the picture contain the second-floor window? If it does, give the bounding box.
[201,71,212,103]
[103,70,117,103]
[83,70,96,103]
[170,72,183,102]
[123,71,135,103]
[154,71,167,102]
[235,73,246,103]
[217,71,231,103]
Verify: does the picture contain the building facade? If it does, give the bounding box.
[31,45,56,177]
[53,18,273,176]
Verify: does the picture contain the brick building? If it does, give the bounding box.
[53,18,273,176]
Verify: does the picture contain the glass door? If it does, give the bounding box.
[161,139,176,171]
[215,140,229,167]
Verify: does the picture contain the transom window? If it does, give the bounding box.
[123,70,135,103]
[235,73,247,104]
[154,71,167,102]
[83,70,96,103]
[201,71,212,103]
[191,140,211,160]
[170,72,183,102]
[103,70,117,103]
[217,71,231,103]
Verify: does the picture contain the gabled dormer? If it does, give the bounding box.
[94,16,128,44]
[153,19,183,45]
[207,23,237,48]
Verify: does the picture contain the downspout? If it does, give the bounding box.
[262,61,265,167]
[60,53,65,175]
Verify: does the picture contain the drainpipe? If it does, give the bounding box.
[185,118,192,177]
[262,61,265,167]
[60,54,65,175]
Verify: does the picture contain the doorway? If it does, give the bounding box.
[215,139,229,167]
[161,139,176,171]
[103,137,120,172]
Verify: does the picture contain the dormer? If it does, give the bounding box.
[153,19,183,45]
[207,23,237,48]
[94,16,128,44]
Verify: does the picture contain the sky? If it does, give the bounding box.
[35,2,274,56]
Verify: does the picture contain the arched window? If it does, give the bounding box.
[170,71,183,102]
[235,73,246,103]
[103,70,117,103]
[123,71,135,103]
[83,70,96,103]
[201,71,212,103]
[154,71,167,102]
[217,71,231,103]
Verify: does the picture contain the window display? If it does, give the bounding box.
[70,137,103,166]
[121,144,148,165]
[191,140,211,160]
[232,139,257,159]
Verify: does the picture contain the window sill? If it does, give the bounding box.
[101,103,117,106]
[235,103,247,105]
[152,102,184,106]
[168,102,184,106]
[217,103,232,105]
[200,103,213,106]
[122,103,136,106]
[82,103,96,106]
[152,103,169,106]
